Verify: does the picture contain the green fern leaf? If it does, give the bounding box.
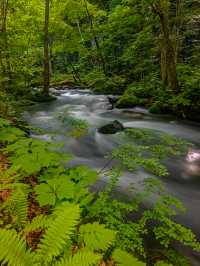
[0,127,24,143]
[11,188,29,227]
[55,251,102,266]
[37,204,80,263]
[79,222,116,251]
[0,118,11,127]
[0,228,34,266]
[23,215,49,233]
[155,262,173,266]
[112,249,146,266]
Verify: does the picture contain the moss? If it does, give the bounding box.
[148,103,162,114]
[30,93,57,103]
[115,95,139,108]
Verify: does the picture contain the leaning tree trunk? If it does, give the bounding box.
[43,0,50,96]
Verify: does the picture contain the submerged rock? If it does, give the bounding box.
[107,96,120,109]
[98,120,124,134]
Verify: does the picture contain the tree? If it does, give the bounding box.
[82,0,107,74]
[0,0,11,88]
[151,0,179,92]
[43,0,50,96]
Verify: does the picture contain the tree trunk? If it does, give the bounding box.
[174,0,183,62]
[152,2,179,92]
[76,20,84,42]
[0,0,11,86]
[43,0,50,96]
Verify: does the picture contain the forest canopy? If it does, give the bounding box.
[0,0,200,119]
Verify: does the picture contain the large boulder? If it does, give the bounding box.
[98,120,124,134]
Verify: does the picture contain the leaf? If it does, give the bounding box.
[37,204,80,263]
[35,177,75,206]
[55,251,102,266]
[0,127,25,143]
[0,229,35,266]
[112,249,146,266]
[80,222,116,251]
[35,183,56,206]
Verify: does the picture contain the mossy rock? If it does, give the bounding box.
[31,93,57,103]
[148,103,162,114]
[98,120,124,134]
[115,95,139,109]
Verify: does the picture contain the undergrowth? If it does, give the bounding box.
[0,116,199,266]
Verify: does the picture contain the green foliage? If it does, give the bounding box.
[83,70,125,94]
[10,188,29,228]
[0,229,34,266]
[155,262,173,266]
[35,178,75,206]
[110,128,190,177]
[2,137,71,176]
[148,102,162,114]
[116,94,139,108]
[57,113,90,138]
[0,118,25,144]
[79,222,116,251]
[35,165,97,207]
[0,113,199,266]
[55,251,102,266]
[113,249,146,266]
[23,215,50,233]
[37,204,80,263]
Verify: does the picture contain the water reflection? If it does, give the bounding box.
[184,149,200,178]
[187,149,200,162]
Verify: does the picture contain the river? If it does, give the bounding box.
[23,89,200,265]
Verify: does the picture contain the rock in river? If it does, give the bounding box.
[98,120,124,134]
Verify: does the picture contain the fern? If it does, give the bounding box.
[0,228,34,266]
[37,203,80,263]
[79,222,116,251]
[0,117,11,127]
[155,262,173,266]
[0,118,24,144]
[11,188,29,228]
[55,251,102,266]
[0,182,30,191]
[23,215,49,233]
[112,249,146,266]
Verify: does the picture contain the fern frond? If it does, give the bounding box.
[0,126,24,144]
[79,222,116,251]
[0,182,30,191]
[23,215,50,233]
[112,249,146,266]
[11,188,29,228]
[155,262,173,266]
[37,204,80,263]
[0,228,34,266]
[55,251,102,266]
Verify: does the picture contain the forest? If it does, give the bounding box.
[0,0,200,265]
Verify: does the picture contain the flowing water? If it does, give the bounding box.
[23,89,200,264]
